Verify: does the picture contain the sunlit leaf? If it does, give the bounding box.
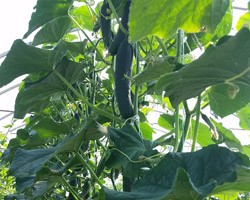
[129,0,230,42]
[140,122,154,140]
[69,5,94,31]
[236,12,250,31]
[237,104,250,130]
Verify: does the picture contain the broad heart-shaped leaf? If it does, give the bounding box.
[0,40,53,87]
[106,124,158,178]
[129,0,230,42]
[14,57,87,118]
[103,145,250,200]
[208,84,250,117]
[155,27,250,108]
[32,16,73,46]
[23,0,73,38]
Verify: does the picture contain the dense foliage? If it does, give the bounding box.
[1,0,250,199]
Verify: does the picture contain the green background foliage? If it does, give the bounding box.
[0,0,250,199]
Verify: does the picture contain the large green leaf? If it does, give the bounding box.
[104,145,250,200]
[155,28,250,108]
[208,84,250,117]
[9,147,58,178]
[106,124,158,177]
[24,0,73,38]
[32,16,73,46]
[185,3,232,54]
[0,40,53,87]
[129,0,230,42]
[14,57,87,118]
[69,5,94,31]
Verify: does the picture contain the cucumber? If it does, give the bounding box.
[115,39,133,119]
[100,1,112,48]
[108,0,131,56]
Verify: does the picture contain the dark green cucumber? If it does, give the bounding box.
[108,0,131,56]
[100,1,112,48]
[115,39,133,119]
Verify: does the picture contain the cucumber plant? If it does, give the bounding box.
[1,0,250,199]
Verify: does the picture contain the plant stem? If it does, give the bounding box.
[173,107,180,152]
[177,29,184,62]
[175,29,185,152]
[54,70,123,123]
[225,67,250,83]
[106,0,128,35]
[68,12,108,65]
[61,176,81,200]
[177,101,191,152]
[191,95,201,152]
[155,129,174,142]
[76,152,104,188]
[155,36,168,56]
[133,42,141,135]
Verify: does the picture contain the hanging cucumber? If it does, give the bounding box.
[100,1,112,48]
[108,0,131,56]
[115,39,133,119]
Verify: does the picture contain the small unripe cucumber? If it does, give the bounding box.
[108,0,131,56]
[100,1,112,48]
[115,39,133,119]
